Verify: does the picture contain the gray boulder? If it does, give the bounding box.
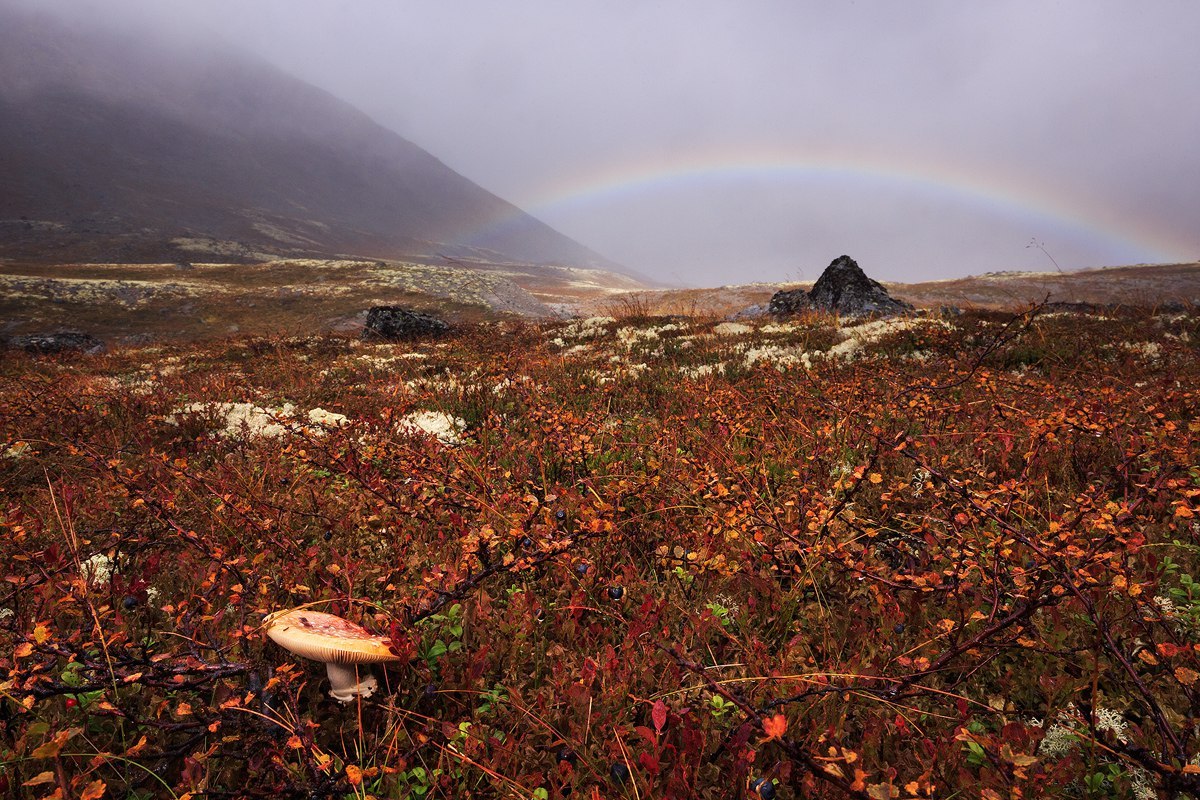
[808,255,911,317]
[361,306,450,341]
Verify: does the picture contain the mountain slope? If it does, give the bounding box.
[0,5,618,271]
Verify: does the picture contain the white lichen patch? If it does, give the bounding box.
[827,317,953,360]
[170,402,299,438]
[680,363,727,378]
[759,323,801,334]
[617,323,683,347]
[1119,341,1162,362]
[711,322,754,336]
[397,411,467,445]
[80,553,116,586]
[550,317,616,347]
[744,345,815,371]
[307,408,349,428]
[3,441,32,459]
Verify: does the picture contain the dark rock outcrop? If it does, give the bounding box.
[769,256,911,318]
[361,307,450,341]
[808,255,912,316]
[767,289,811,316]
[7,331,106,354]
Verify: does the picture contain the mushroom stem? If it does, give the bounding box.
[325,663,378,703]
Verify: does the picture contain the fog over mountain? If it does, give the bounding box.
[2,0,1198,285]
[0,4,618,271]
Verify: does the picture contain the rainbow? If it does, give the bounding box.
[463,144,1193,270]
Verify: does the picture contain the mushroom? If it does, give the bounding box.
[264,608,401,702]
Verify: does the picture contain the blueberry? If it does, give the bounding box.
[576,563,590,576]
[751,778,777,799]
[423,682,438,698]
[555,510,566,521]
[609,762,630,785]
[607,586,624,600]
[519,536,534,549]
[121,595,139,610]
[556,747,576,764]
[893,623,904,634]
[323,530,333,542]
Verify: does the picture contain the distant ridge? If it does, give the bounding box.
[0,4,624,273]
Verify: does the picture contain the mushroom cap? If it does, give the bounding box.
[264,608,401,665]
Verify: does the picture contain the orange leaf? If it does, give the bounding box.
[850,768,868,791]
[1175,666,1199,686]
[346,764,363,787]
[22,771,55,787]
[762,713,787,741]
[31,727,79,758]
[79,778,107,800]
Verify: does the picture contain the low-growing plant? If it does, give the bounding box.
[1,305,1198,797]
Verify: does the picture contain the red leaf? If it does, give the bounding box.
[652,699,668,734]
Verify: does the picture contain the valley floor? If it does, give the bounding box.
[2,306,1199,798]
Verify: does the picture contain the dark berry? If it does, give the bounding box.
[121,595,139,610]
[751,778,776,799]
[279,477,289,486]
[555,510,566,521]
[607,586,624,600]
[519,536,534,549]
[609,762,630,785]
[893,623,904,634]
[556,747,576,764]
[323,530,333,542]
[423,682,438,698]
[576,563,590,576]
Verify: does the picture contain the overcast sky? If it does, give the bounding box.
[15,0,1200,285]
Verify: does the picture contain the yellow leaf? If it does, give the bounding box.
[33,624,50,644]
[1138,651,1159,666]
[79,778,107,800]
[868,472,883,484]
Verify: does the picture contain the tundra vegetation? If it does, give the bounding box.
[1,305,1198,799]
